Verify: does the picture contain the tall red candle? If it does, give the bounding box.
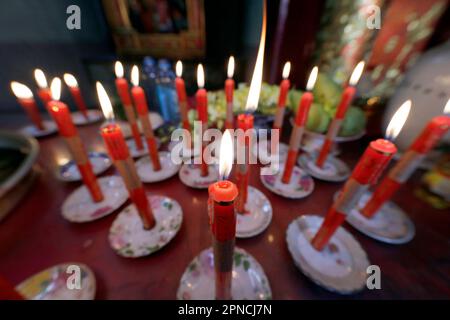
[362,111,450,218]
[196,64,209,177]
[131,65,161,171]
[175,61,190,131]
[273,62,291,132]
[97,82,155,230]
[64,73,89,119]
[114,61,143,150]
[312,139,397,250]
[34,69,52,111]
[48,78,103,203]
[236,113,254,213]
[11,82,44,130]
[224,56,235,129]
[316,61,365,167]
[281,67,318,184]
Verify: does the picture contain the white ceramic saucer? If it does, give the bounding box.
[126,137,161,158]
[177,247,272,300]
[136,151,180,183]
[334,191,415,244]
[179,163,219,189]
[260,165,314,199]
[16,263,96,300]
[167,140,201,159]
[72,110,103,126]
[236,186,272,238]
[57,152,112,182]
[286,215,370,294]
[109,195,183,258]
[20,120,57,138]
[298,153,350,182]
[61,175,128,223]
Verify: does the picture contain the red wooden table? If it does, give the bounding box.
[0,120,449,299]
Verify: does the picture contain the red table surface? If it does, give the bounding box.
[0,122,449,300]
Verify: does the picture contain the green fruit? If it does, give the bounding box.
[313,73,342,109]
[306,103,331,133]
[288,89,304,112]
[339,107,366,137]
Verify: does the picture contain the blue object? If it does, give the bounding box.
[156,59,179,123]
[141,56,160,114]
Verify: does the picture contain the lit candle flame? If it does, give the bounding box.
[219,130,234,180]
[244,0,266,112]
[282,61,291,79]
[34,69,48,89]
[63,73,78,88]
[385,100,411,140]
[197,64,205,89]
[50,77,62,101]
[306,66,319,91]
[227,56,235,79]
[10,81,33,99]
[96,82,114,121]
[114,61,124,78]
[131,65,139,87]
[349,61,365,86]
[176,60,183,78]
[443,98,450,114]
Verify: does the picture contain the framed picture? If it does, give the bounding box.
[102,0,206,58]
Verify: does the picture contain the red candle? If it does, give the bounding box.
[362,102,450,218]
[316,61,365,167]
[281,67,318,184]
[10,82,44,130]
[196,64,209,177]
[208,130,238,300]
[97,82,155,230]
[131,66,161,171]
[114,61,144,150]
[236,113,254,213]
[49,78,103,203]
[34,69,52,111]
[312,139,397,250]
[224,56,235,129]
[273,61,291,132]
[64,73,89,119]
[175,61,190,131]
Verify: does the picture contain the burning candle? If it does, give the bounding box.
[114,61,144,150]
[316,61,365,167]
[196,64,209,177]
[235,0,266,214]
[48,78,104,203]
[311,101,411,251]
[10,81,44,130]
[175,61,190,131]
[361,99,450,218]
[34,68,52,109]
[63,73,89,120]
[281,67,318,184]
[224,56,235,129]
[130,65,161,171]
[97,82,155,230]
[208,130,238,300]
[273,61,291,132]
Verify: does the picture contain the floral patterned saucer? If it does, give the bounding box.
[126,137,161,159]
[16,263,96,300]
[298,153,350,182]
[335,191,415,244]
[260,165,314,199]
[179,163,219,189]
[177,247,272,300]
[236,186,272,238]
[62,175,128,223]
[167,140,201,159]
[72,110,103,126]
[109,195,183,258]
[136,151,181,183]
[286,215,369,294]
[20,120,57,138]
[57,152,112,182]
